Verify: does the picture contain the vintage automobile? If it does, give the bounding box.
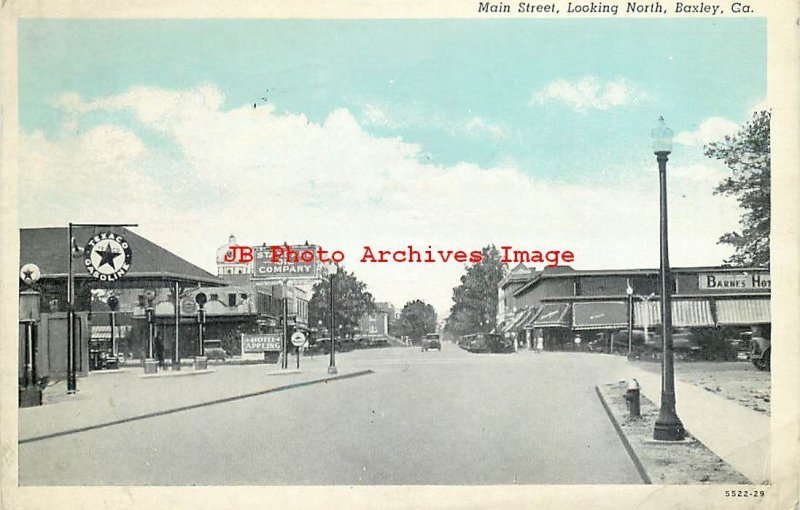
[203,339,228,362]
[457,333,514,354]
[422,333,441,352]
[750,335,771,371]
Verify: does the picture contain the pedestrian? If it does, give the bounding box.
[536,335,544,353]
[155,333,165,368]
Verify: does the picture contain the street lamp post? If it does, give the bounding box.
[651,117,685,441]
[626,280,634,357]
[107,295,119,359]
[195,292,208,370]
[328,268,338,375]
[144,290,158,374]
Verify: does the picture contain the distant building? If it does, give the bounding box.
[358,310,389,336]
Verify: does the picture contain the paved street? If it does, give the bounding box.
[19,345,642,485]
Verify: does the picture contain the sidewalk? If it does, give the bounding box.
[20,356,370,443]
[621,362,770,484]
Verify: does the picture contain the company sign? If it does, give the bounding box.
[242,333,282,353]
[699,273,771,290]
[253,245,319,279]
[84,232,133,281]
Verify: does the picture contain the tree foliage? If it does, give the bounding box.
[705,110,771,267]
[309,266,375,338]
[444,245,507,338]
[399,299,437,343]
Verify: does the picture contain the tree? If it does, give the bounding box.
[705,110,771,267]
[445,245,507,338]
[309,266,375,338]
[399,299,437,343]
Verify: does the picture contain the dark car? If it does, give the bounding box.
[203,339,228,362]
[457,333,513,354]
[422,333,441,352]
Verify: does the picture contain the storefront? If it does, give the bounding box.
[499,265,770,356]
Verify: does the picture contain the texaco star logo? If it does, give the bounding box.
[84,232,133,281]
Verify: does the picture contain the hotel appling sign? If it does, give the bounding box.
[699,272,771,290]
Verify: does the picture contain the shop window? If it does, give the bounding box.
[137,295,145,307]
[573,279,582,296]
[228,294,237,306]
[240,293,248,300]
[210,293,218,301]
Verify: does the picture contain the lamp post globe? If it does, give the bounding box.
[651,116,685,441]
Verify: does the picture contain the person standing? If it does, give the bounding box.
[155,333,165,368]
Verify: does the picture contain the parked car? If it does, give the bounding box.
[750,335,771,371]
[457,333,513,354]
[203,339,228,362]
[422,333,441,352]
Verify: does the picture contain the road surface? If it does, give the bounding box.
[19,344,642,485]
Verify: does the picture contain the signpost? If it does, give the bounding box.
[67,223,137,393]
[291,331,307,370]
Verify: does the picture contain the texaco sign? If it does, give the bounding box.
[84,232,133,281]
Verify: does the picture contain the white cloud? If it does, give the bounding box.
[360,102,507,141]
[674,117,739,147]
[363,104,390,126]
[531,76,650,112]
[22,85,739,315]
[465,116,505,141]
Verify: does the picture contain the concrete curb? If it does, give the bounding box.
[140,369,216,379]
[20,369,375,445]
[595,385,652,484]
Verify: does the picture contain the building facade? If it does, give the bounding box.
[497,265,770,356]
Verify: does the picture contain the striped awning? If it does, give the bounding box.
[502,307,536,333]
[634,300,714,328]
[528,303,571,328]
[572,301,628,331]
[716,299,770,325]
[91,325,132,340]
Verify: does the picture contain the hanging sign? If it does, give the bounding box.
[84,232,133,281]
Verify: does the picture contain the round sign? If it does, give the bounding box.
[195,292,208,307]
[84,232,133,281]
[291,331,307,347]
[180,298,198,316]
[20,263,41,285]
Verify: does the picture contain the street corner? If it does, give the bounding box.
[596,381,750,485]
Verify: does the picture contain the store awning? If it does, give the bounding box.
[91,325,132,340]
[572,301,628,331]
[716,299,770,325]
[527,303,571,328]
[634,300,714,328]
[503,307,536,333]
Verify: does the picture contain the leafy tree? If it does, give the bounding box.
[399,299,437,343]
[309,266,375,338]
[445,245,507,338]
[705,110,771,267]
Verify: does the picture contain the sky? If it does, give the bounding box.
[17,18,767,316]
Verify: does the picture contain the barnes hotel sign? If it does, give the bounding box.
[699,272,771,290]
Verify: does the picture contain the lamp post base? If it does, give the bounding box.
[143,359,159,374]
[654,413,685,441]
[19,386,43,408]
[327,365,338,375]
[194,356,208,371]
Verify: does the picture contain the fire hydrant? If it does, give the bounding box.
[624,379,641,418]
